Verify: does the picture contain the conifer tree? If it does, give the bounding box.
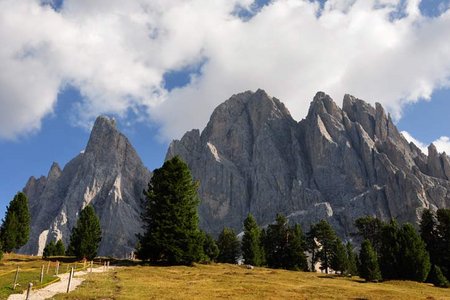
[331,238,348,275]
[43,241,56,259]
[436,209,450,279]
[264,214,307,270]
[420,209,438,265]
[0,241,3,261]
[264,214,289,269]
[202,232,219,262]
[428,265,449,288]
[67,205,102,260]
[242,214,263,266]
[359,239,381,282]
[285,223,308,271]
[346,242,358,276]
[398,223,430,282]
[137,156,203,265]
[55,239,65,256]
[379,220,401,279]
[0,192,31,252]
[308,220,337,274]
[217,227,240,264]
[354,216,383,254]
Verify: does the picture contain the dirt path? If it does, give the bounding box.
[7,266,109,300]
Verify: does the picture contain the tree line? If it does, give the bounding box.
[0,191,102,261]
[0,156,449,289]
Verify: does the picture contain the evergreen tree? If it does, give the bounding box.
[398,223,430,282]
[43,240,56,259]
[285,224,308,271]
[379,220,401,279]
[420,209,438,265]
[346,242,358,276]
[202,232,219,262]
[354,216,383,254]
[308,220,337,274]
[217,227,240,264]
[55,239,65,256]
[436,209,450,279]
[428,265,449,288]
[0,192,31,252]
[264,214,288,269]
[242,214,263,266]
[330,238,348,275]
[264,214,307,270]
[0,241,3,260]
[359,239,381,282]
[137,156,203,265]
[67,205,102,260]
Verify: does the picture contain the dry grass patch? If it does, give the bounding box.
[51,263,450,300]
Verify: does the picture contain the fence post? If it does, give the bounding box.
[46,260,50,274]
[13,266,19,290]
[90,260,93,273]
[66,267,74,293]
[25,282,33,300]
[55,261,60,276]
[40,265,44,284]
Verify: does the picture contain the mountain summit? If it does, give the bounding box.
[167,90,450,237]
[20,116,151,257]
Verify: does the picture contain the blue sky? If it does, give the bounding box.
[1,0,450,219]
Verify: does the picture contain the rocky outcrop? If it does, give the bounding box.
[167,89,450,238]
[20,116,151,257]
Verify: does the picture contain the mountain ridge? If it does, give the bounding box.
[167,89,450,238]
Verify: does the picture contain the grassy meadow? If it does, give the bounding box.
[1,254,449,299]
[51,263,450,300]
[0,253,94,299]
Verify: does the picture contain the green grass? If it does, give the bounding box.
[51,263,450,300]
[0,253,92,299]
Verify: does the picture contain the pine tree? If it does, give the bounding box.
[137,156,203,265]
[308,220,337,274]
[67,205,102,260]
[43,240,56,259]
[398,223,430,282]
[202,232,219,262]
[264,214,289,269]
[217,227,240,264]
[0,192,31,252]
[420,209,438,265]
[436,209,450,279]
[55,239,65,256]
[346,242,358,276]
[331,238,348,275]
[379,220,401,279]
[285,224,308,271]
[264,214,307,270]
[428,265,449,288]
[354,216,383,254]
[359,239,381,282]
[0,241,3,261]
[242,214,263,266]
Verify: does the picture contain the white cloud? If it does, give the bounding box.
[401,131,450,155]
[0,0,450,140]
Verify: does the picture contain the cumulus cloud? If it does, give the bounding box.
[0,0,449,141]
[401,131,450,155]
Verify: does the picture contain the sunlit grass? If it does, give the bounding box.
[0,253,92,299]
[52,263,450,300]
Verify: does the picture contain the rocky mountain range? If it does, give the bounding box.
[167,89,450,239]
[20,116,151,257]
[20,89,450,257]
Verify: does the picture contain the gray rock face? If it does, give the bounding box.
[20,116,151,257]
[167,89,450,238]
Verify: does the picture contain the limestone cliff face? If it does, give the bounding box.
[20,116,151,257]
[167,90,450,238]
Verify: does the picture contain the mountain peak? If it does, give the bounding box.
[85,115,121,155]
